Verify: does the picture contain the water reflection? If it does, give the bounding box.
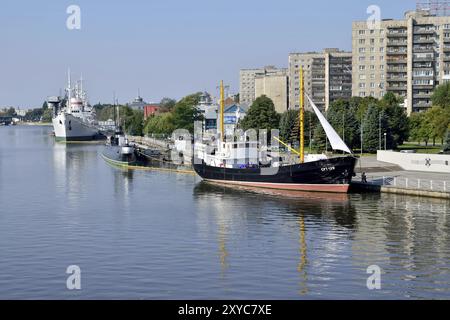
[193,182,358,295]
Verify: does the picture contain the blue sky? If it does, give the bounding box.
[0,0,415,108]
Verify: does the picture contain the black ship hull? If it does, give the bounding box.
[193,156,358,193]
[101,146,137,166]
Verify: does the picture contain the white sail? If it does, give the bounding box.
[306,94,352,154]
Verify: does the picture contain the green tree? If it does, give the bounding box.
[408,112,424,143]
[172,93,203,133]
[431,82,450,108]
[41,108,52,123]
[144,112,175,135]
[24,108,43,122]
[124,109,144,136]
[240,95,280,134]
[327,99,360,150]
[443,128,450,154]
[279,109,298,143]
[159,97,177,112]
[313,125,327,152]
[425,106,450,145]
[362,105,387,152]
[380,93,409,149]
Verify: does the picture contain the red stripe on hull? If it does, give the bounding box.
[205,179,350,193]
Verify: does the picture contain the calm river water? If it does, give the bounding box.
[1,125,450,299]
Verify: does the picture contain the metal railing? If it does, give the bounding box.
[360,175,450,193]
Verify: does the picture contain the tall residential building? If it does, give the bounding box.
[288,49,352,111]
[254,71,288,113]
[352,9,450,114]
[239,66,287,108]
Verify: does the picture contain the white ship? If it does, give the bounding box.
[49,71,103,142]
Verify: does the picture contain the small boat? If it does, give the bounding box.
[193,72,357,194]
[101,102,137,166]
[102,129,137,166]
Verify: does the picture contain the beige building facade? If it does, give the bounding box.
[353,10,450,114]
[254,72,288,113]
[288,49,352,111]
[239,66,287,109]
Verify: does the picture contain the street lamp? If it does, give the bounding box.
[384,132,387,150]
[379,114,382,150]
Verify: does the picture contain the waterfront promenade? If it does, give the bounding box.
[354,156,450,198]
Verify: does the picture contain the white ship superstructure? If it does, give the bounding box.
[50,71,102,141]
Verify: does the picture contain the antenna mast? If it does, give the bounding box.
[220,80,225,142]
[299,66,305,163]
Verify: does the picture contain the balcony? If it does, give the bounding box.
[413,47,435,53]
[387,67,407,73]
[387,41,407,46]
[387,76,407,82]
[388,85,407,91]
[413,55,435,62]
[386,50,407,55]
[413,101,432,108]
[387,58,407,64]
[414,28,436,35]
[387,31,407,38]
[413,38,435,44]
[413,83,434,89]
[413,92,432,99]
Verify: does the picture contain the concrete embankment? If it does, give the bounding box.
[128,136,171,150]
[350,182,450,199]
[353,156,450,199]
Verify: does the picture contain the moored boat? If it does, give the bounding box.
[49,71,104,142]
[193,72,357,194]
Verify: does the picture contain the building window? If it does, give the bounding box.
[359,83,366,88]
[359,39,366,44]
[359,30,366,35]
[359,65,366,70]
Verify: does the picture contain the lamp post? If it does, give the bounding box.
[378,113,382,151]
[384,132,387,150]
[360,115,363,155]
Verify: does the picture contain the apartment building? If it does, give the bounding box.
[288,49,352,111]
[353,9,450,114]
[254,72,289,113]
[239,66,287,107]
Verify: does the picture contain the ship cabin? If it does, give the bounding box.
[196,139,280,169]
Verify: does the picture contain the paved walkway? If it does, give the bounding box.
[354,156,450,193]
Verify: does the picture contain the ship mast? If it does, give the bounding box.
[67,68,72,112]
[299,66,305,163]
[220,80,225,142]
